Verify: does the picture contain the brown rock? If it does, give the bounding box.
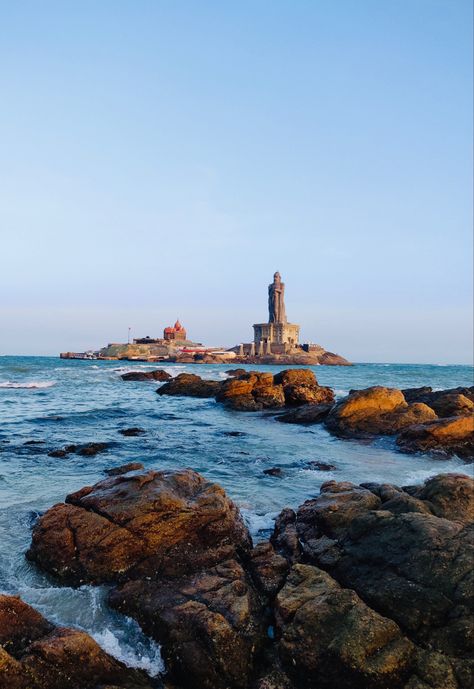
[226,369,247,377]
[248,542,289,597]
[396,416,474,459]
[118,427,146,436]
[410,473,474,524]
[288,475,474,660]
[283,384,335,407]
[217,373,285,411]
[428,394,474,418]
[325,387,437,437]
[275,564,414,689]
[402,386,474,416]
[104,462,145,476]
[296,480,381,540]
[270,508,301,564]
[121,369,172,381]
[27,469,251,585]
[157,373,222,398]
[109,559,264,689]
[273,369,318,386]
[0,594,154,689]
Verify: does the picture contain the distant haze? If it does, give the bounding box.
[1,1,472,364]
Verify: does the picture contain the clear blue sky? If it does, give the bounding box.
[1,0,472,363]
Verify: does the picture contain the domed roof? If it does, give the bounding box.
[164,326,175,333]
[174,319,184,330]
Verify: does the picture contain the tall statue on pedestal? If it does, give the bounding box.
[268,271,287,323]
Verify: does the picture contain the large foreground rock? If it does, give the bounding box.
[0,594,153,689]
[325,387,437,438]
[272,474,474,664]
[110,559,265,689]
[396,416,474,459]
[27,469,251,585]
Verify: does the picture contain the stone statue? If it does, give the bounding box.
[268,271,287,323]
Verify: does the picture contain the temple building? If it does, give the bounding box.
[163,319,187,342]
[251,272,300,353]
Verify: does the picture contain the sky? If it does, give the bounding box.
[0,0,472,363]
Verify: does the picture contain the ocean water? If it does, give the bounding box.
[1,356,473,677]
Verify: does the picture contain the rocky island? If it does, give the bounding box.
[60,271,351,366]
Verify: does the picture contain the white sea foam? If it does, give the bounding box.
[241,509,278,537]
[92,628,164,676]
[0,381,56,389]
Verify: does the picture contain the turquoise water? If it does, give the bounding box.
[0,356,473,675]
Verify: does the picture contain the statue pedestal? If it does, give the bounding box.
[253,322,300,348]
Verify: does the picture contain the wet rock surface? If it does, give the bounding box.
[157,373,222,398]
[121,369,172,381]
[0,594,154,689]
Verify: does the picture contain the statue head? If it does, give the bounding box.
[273,271,281,282]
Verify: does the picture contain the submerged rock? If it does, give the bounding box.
[157,373,222,398]
[47,442,110,458]
[121,369,172,381]
[27,468,251,585]
[105,461,145,476]
[263,467,284,477]
[118,427,146,436]
[0,594,154,689]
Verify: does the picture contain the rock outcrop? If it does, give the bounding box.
[396,415,474,458]
[325,387,437,438]
[121,369,172,381]
[26,470,474,689]
[27,468,251,585]
[270,473,474,688]
[0,594,154,689]
[157,373,222,398]
[402,386,474,416]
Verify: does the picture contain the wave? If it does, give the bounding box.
[92,627,163,676]
[0,381,56,389]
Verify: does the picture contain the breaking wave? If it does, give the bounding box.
[0,381,56,389]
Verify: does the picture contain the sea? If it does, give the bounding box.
[0,355,473,677]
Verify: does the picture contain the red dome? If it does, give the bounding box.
[164,326,175,333]
[174,320,183,330]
